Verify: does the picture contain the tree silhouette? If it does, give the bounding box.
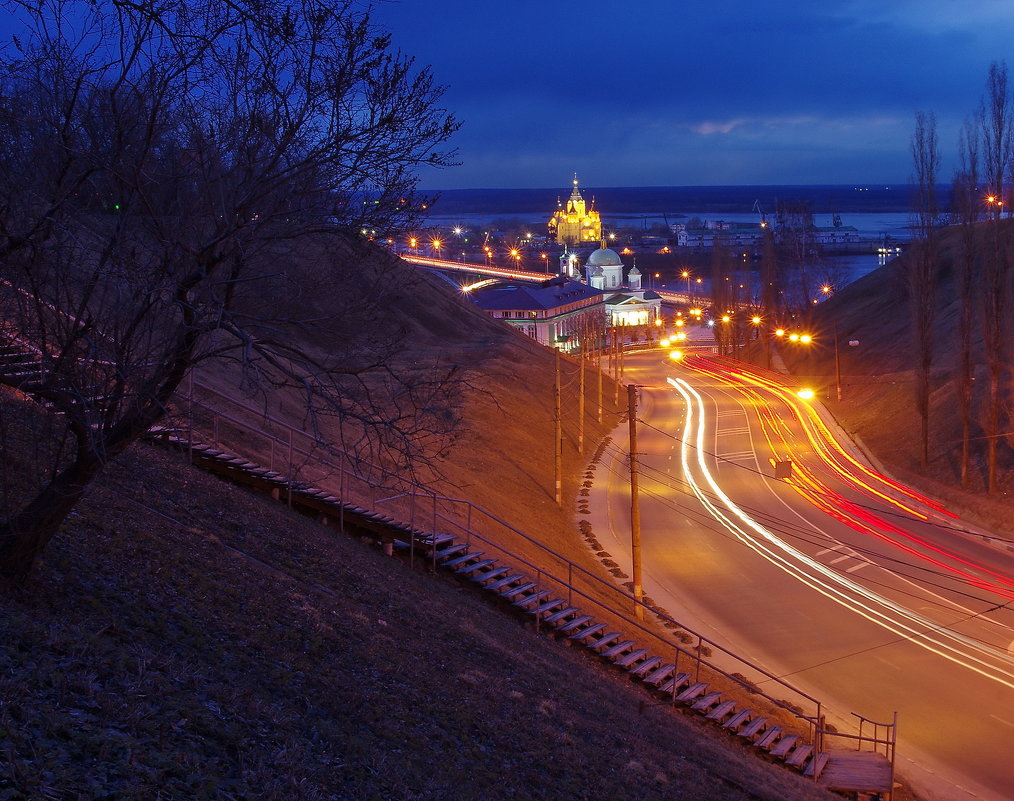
[0,0,461,579]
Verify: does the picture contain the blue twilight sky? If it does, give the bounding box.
[370,0,1014,190]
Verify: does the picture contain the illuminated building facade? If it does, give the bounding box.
[468,275,605,351]
[548,175,602,245]
[584,242,661,326]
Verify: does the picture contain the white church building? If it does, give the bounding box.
[583,241,661,328]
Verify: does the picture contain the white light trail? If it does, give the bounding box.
[667,376,1014,688]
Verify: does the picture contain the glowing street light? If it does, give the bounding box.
[797,388,816,400]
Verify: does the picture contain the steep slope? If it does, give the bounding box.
[0,440,844,800]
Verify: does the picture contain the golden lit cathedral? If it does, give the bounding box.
[548,175,602,245]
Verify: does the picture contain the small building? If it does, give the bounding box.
[584,242,662,326]
[548,175,602,245]
[604,264,662,327]
[674,220,767,249]
[467,275,605,351]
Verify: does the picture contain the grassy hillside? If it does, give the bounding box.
[0,431,845,801]
[1,241,846,799]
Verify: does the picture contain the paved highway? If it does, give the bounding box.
[587,345,1014,801]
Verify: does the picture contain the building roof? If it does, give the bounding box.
[469,276,603,312]
[586,246,623,267]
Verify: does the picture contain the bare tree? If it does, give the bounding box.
[0,0,461,579]
[979,61,1012,493]
[709,237,733,355]
[952,117,980,487]
[774,200,819,319]
[908,110,940,470]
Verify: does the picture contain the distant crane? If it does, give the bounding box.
[752,200,768,228]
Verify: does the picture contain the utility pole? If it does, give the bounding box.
[578,342,586,454]
[627,383,644,619]
[554,348,563,505]
[834,320,843,402]
[597,334,603,423]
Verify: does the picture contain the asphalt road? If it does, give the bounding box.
[587,345,1014,801]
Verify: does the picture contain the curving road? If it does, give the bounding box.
[587,345,1014,801]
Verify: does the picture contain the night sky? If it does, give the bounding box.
[371,0,1014,189]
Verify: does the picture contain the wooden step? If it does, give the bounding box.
[705,699,737,722]
[566,621,605,641]
[499,581,538,599]
[534,598,568,617]
[691,691,723,711]
[675,681,708,703]
[769,734,799,758]
[442,551,484,569]
[804,752,829,778]
[628,656,663,678]
[556,614,595,632]
[786,744,814,768]
[642,663,676,686]
[484,573,527,591]
[658,672,692,695]
[470,565,510,584]
[418,533,454,549]
[455,558,495,575]
[613,649,650,668]
[514,589,551,609]
[586,632,624,653]
[722,709,753,732]
[752,725,781,748]
[434,543,469,560]
[598,639,636,658]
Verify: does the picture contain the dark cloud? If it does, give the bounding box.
[372,1,1012,188]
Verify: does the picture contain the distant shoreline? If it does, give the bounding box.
[425,183,935,217]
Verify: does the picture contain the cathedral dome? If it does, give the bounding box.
[586,245,622,267]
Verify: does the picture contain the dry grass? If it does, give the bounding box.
[0,444,846,801]
[1,244,851,800]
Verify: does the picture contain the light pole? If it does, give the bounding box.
[627,384,643,619]
[833,320,842,401]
